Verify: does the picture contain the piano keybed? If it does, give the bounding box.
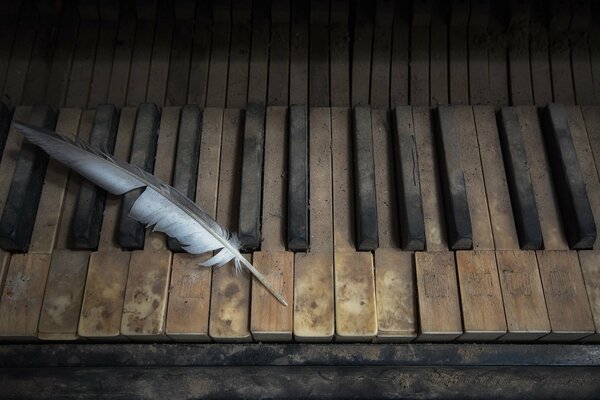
[0,102,598,342]
[0,0,599,345]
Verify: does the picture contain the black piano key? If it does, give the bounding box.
[119,103,160,250]
[167,105,202,252]
[393,106,425,251]
[71,104,120,250]
[238,104,265,251]
[435,106,473,250]
[0,105,57,252]
[541,103,596,249]
[0,103,13,161]
[287,104,309,251]
[352,106,378,250]
[497,107,543,250]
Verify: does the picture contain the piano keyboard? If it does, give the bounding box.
[0,101,597,343]
[0,0,598,344]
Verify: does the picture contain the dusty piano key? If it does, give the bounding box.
[352,106,378,250]
[77,108,136,340]
[435,105,472,250]
[332,107,377,342]
[209,109,251,342]
[35,110,88,341]
[456,251,507,341]
[541,104,596,249]
[167,105,202,251]
[293,108,335,342]
[0,103,12,160]
[251,107,293,341]
[119,103,160,250]
[372,108,416,342]
[496,107,542,249]
[0,105,57,252]
[166,108,222,341]
[121,107,178,341]
[71,104,119,250]
[238,104,265,251]
[0,109,81,341]
[415,251,462,341]
[393,106,425,250]
[579,250,600,342]
[536,250,595,341]
[287,104,308,251]
[496,250,551,340]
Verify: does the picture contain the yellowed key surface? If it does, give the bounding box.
[372,108,416,341]
[294,108,334,342]
[166,108,223,341]
[415,252,462,341]
[579,250,600,342]
[496,250,550,340]
[209,109,251,342]
[331,107,376,341]
[38,250,90,340]
[537,250,595,341]
[79,251,131,339]
[250,107,293,341]
[121,107,178,340]
[0,254,51,340]
[456,251,506,341]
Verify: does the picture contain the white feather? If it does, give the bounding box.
[12,120,287,306]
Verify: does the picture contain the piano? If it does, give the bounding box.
[0,0,599,398]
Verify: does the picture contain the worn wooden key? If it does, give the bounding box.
[37,109,89,340]
[0,108,79,340]
[536,250,595,341]
[453,106,506,340]
[294,108,335,342]
[333,107,377,341]
[250,107,293,341]
[165,108,222,341]
[413,106,462,341]
[78,108,136,340]
[579,251,600,342]
[120,107,178,341]
[209,109,251,342]
[373,108,416,341]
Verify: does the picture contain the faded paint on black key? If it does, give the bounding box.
[0,105,57,252]
[435,106,472,250]
[497,107,543,249]
[353,106,378,250]
[287,104,308,251]
[541,103,596,249]
[71,104,119,250]
[168,105,202,251]
[238,104,265,251]
[119,103,160,250]
[393,106,425,250]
